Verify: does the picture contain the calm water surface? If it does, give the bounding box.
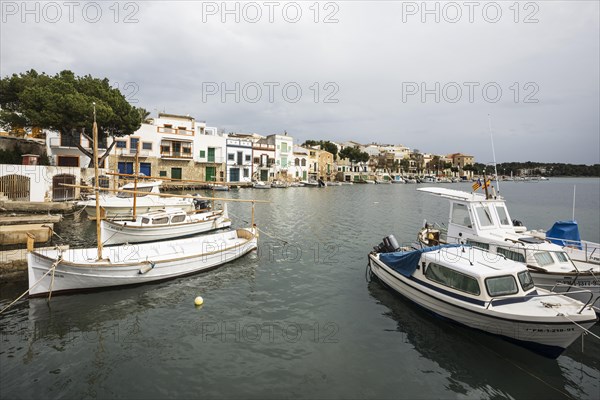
[1,178,599,399]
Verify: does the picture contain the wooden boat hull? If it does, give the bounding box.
[369,254,597,358]
[100,212,231,245]
[27,228,258,297]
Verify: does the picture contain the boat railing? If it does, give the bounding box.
[487,286,594,314]
[545,236,599,263]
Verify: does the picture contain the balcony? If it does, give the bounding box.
[49,137,107,149]
[157,127,194,136]
[160,151,193,159]
[116,148,151,157]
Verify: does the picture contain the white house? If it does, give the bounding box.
[225,138,253,183]
[288,145,309,181]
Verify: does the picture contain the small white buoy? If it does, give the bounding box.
[194,296,204,306]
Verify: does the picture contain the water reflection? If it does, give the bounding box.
[367,278,599,399]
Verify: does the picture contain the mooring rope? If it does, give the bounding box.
[227,209,288,244]
[0,257,62,315]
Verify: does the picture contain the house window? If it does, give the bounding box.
[200,150,206,158]
[159,171,167,177]
[253,157,260,164]
[142,142,153,150]
[245,154,251,162]
[301,159,306,167]
[228,153,235,161]
[116,140,126,148]
[243,168,249,178]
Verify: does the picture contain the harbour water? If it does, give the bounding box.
[1,178,599,399]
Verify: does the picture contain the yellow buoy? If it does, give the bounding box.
[194,296,204,306]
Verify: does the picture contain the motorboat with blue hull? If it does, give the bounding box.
[368,238,597,358]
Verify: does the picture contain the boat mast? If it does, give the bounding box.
[93,103,103,260]
[133,141,139,220]
[488,114,500,194]
[572,185,576,221]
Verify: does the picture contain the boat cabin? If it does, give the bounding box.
[125,208,189,227]
[419,187,576,273]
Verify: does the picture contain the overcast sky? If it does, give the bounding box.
[1,1,599,164]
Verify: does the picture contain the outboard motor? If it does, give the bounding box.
[512,219,523,227]
[193,198,211,211]
[373,234,400,253]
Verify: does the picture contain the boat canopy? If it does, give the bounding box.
[379,244,464,277]
[546,220,582,250]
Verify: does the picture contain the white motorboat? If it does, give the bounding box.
[100,202,231,246]
[391,176,405,184]
[327,181,342,186]
[271,180,289,188]
[416,187,600,312]
[368,239,597,358]
[527,220,600,268]
[253,181,272,189]
[28,227,258,297]
[300,179,322,187]
[78,180,194,220]
[206,183,229,191]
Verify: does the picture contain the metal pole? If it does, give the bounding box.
[93,103,103,260]
[488,114,500,194]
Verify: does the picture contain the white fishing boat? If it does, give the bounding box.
[416,187,600,312]
[100,202,231,246]
[368,239,598,358]
[391,176,405,184]
[78,180,194,220]
[327,181,342,186]
[27,105,260,298]
[28,227,257,296]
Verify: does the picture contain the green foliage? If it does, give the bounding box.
[496,162,599,177]
[302,140,338,160]
[0,69,146,140]
[0,69,148,167]
[339,146,370,163]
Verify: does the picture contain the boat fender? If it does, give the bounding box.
[138,261,155,275]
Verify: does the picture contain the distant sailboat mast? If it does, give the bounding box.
[488,114,500,194]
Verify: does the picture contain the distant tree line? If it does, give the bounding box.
[465,162,599,177]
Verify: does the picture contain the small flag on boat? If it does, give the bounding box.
[483,179,491,188]
[472,179,481,191]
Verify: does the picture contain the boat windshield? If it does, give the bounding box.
[117,186,153,198]
[486,275,519,296]
[518,270,535,291]
[474,205,494,228]
[533,251,555,267]
[495,205,511,226]
[554,252,570,263]
[451,203,472,228]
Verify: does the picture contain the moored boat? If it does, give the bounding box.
[368,240,597,358]
[78,180,194,220]
[416,187,600,312]
[28,227,258,297]
[100,202,231,245]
